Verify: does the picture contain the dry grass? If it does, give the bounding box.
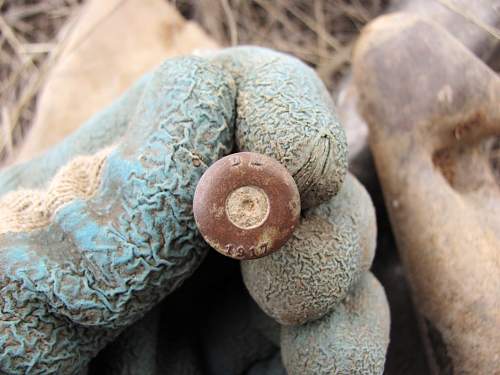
[0,0,384,163]
[181,0,386,85]
[0,0,82,163]
[2,0,497,165]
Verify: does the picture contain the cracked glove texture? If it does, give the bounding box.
[0,56,236,374]
[0,46,388,374]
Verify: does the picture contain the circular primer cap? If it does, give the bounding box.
[193,152,301,260]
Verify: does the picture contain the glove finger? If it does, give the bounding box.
[281,272,390,375]
[241,173,376,326]
[210,47,348,208]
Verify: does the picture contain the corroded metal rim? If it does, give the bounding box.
[193,152,301,260]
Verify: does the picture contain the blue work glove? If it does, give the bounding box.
[0,47,389,374]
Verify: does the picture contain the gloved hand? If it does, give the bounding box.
[0,46,390,374]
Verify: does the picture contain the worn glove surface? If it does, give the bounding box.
[0,47,389,374]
